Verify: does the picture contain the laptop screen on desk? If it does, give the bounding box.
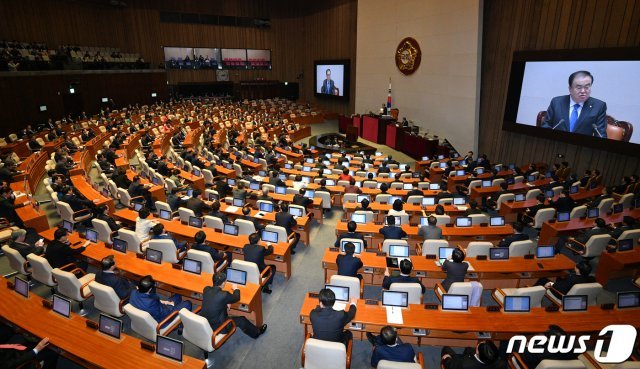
[152,176,160,185]
[570,185,579,194]
[439,247,455,263]
[442,294,469,311]
[259,202,274,213]
[159,209,171,221]
[62,220,73,233]
[302,166,311,172]
[227,178,236,186]
[382,291,408,308]
[514,193,525,201]
[226,268,247,285]
[357,195,370,203]
[536,245,555,258]
[233,198,244,207]
[325,284,349,302]
[453,197,466,205]
[455,217,472,227]
[188,216,203,228]
[304,190,315,198]
[99,313,122,339]
[208,192,219,201]
[557,212,570,222]
[562,295,588,311]
[53,295,71,318]
[429,183,440,190]
[183,258,202,275]
[384,216,402,226]
[482,180,492,187]
[85,229,98,243]
[275,186,286,194]
[504,296,530,312]
[587,208,599,218]
[490,216,505,226]
[156,335,183,363]
[612,203,623,214]
[389,245,409,258]
[112,238,127,253]
[261,230,278,243]
[14,276,29,298]
[617,291,640,309]
[223,224,239,236]
[455,170,465,176]
[422,197,436,206]
[403,183,413,190]
[618,239,634,252]
[146,249,162,264]
[249,182,260,190]
[289,207,303,217]
[490,247,509,260]
[340,240,362,254]
[133,203,144,212]
[351,213,366,224]
[186,188,194,197]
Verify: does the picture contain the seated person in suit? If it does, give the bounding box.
[538,261,595,299]
[135,207,157,241]
[406,185,424,198]
[129,275,192,325]
[382,259,426,294]
[268,171,285,187]
[293,188,313,208]
[343,177,362,194]
[232,182,248,200]
[44,228,89,270]
[336,241,363,280]
[388,199,407,216]
[441,248,469,291]
[433,204,446,216]
[275,203,300,253]
[609,215,639,242]
[310,288,357,347]
[463,200,483,216]
[366,325,416,368]
[0,324,57,369]
[128,176,155,210]
[497,222,528,248]
[95,255,132,299]
[257,189,274,202]
[60,185,95,212]
[186,189,211,217]
[150,223,187,252]
[9,229,44,258]
[334,220,367,248]
[200,272,267,339]
[509,325,579,368]
[317,178,330,193]
[112,168,132,189]
[244,232,275,294]
[208,200,230,224]
[355,198,372,212]
[166,188,186,211]
[96,205,122,231]
[418,215,443,240]
[562,217,609,252]
[441,340,506,369]
[518,194,548,225]
[379,215,407,240]
[190,230,230,264]
[548,189,575,213]
[589,186,613,208]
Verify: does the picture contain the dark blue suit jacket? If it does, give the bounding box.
[379,226,407,240]
[371,336,416,368]
[541,96,607,138]
[96,271,132,299]
[382,275,425,294]
[336,254,363,277]
[129,290,173,323]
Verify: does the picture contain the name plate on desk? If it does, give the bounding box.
[172,264,182,270]
[524,254,534,260]
[329,247,339,252]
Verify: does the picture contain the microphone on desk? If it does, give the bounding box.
[592,124,604,138]
[551,119,565,130]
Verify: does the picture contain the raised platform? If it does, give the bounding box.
[308,133,377,155]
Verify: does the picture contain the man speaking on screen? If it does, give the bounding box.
[321,68,337,95]
[541,70,607,138]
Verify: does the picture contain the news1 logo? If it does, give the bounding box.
[506,325,637,363]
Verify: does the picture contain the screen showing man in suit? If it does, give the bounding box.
[511,60,640,144]
[316,64,343,96]
[540,70,607,138]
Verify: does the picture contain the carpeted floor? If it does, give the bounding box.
[1,120,636,369]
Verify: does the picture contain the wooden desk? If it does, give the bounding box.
[70,175,115,215]
[298,296,640,347]
[321,249,574,289]
[10,181,50,232]
[38,229,264,326]
[469,178,550,202]
[113,209,295,278]
[342,202,465,223]
[595,248,640,285]
[125,170,166,203]
[538,208,640,245]
[0,281,205,369]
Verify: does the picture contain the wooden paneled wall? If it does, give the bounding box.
[0,0,357,117]
[479,0,640,184]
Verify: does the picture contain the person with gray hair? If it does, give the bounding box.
[8,229,44,258]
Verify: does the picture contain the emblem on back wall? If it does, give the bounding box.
[395,37,421,75]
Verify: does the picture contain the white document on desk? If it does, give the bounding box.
[225,206,240,213]
[386,306,404,324]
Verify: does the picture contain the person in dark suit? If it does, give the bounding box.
[129,275,192,324]
[310,288,357,346]
[336,241,363,279]
[379,215,407,240]
[190,230,230,264]
[128,176,155,210]
[166,188,185,211]
[441,340,506,369]
[511,325,579,368]
[244,232,275,294]
[275,203,300,253]
[44,228,89,270]
[215,177,232,198]
[60,186,95,212]
[548,189,575,213]
[0,332,55,369]
[418,215,443,240]
[320,69,337,95]
[562,217,609,253]
[0,188,26,228]
[541,71,607,138]
[519,194,549,225]
[609,216,638,241]
[366,326,416,368]
[112,168,132,189]
[589,186,613,208]
[150,223,187,252]
[238,206,264,231]
[8,229,44,258]
[543,261,596,299]
[293,188,313,208]
[334,220,367,247]
[497,222,529,248]
[95,255,132,299]
[441,248,469,291]
[96,205,121,231]
[382,259,425,294]
[268,171,285,187]
[185,189,210,217]
[199,272,267,339]
[208,201,230,224]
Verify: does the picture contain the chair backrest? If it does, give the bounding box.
[438,198,453,205]
[492,178,505,187]
[535,359,587,369]
[117,188,133,207]
[354,210,374,223]
[155,201,172,215]
[469,214,489,225]
[552,186,564,197]
[56,201,75,223]
[303,338,347,369]
[148,239,179,264]
[88,281,124,317]
[178,207,195,223]
[618,229,640,245]
[203,216,224,231]
[509,240,535,257]
[123,304,159,341]
[330,275,361,299]
[376,194,391,204]
[597,198,614,214]
[619,193,634,208]
[265,224,288,244]
[468,180,481,189]
[382,239,408,254]
[52,268,85,301]
[433,215,451,226]
[389,283,422,304]
[118,229,143,253]
[570,205,587,219]
[566,283,603,305]
[378,360,422,369]
[179,308,215,352]
[496,193,515,210]
[526,189,542,200]
[422,240,449,256]
[513,286,547,308]
[231,259,261,285]
[582,234,611,258]
[407,196,423,205]
[466,242,492,257]
[26,254,56,286]
[533,208,556,228]
[235,219,256,235]
[315,191,332,209]
[2,245,30,275]
[91,218,113,244]
[448,282,473,297]
[186,249,216,274]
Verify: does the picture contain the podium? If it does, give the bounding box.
[361,115,393,144]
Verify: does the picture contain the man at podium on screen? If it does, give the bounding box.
[540,70,607,138]
[321,68,337,95]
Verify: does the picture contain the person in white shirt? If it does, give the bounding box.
[135,207,157,241]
